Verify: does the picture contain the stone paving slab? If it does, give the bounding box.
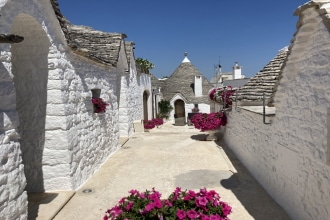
[47,122,291,219]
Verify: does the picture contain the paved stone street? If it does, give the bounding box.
[36,122,291,220]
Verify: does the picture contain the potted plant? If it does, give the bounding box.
[190,112,227,141]
[104,187,232,220]
[143,118,164,131]
[158,100,173,120]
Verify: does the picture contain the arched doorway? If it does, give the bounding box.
[174,99,185,118]
[143,90,149,120]
[11,14,50,192]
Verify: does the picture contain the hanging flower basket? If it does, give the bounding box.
[91,98,109,113]
[208,86,236,108]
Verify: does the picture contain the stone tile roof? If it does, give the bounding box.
[150,74,165,89]
[236,47,289,106]
[67,25,126,67]
[161,58,213,104]
[50,0,126,67]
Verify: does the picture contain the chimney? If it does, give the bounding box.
[232,62,242,79]
[194,76,202,97]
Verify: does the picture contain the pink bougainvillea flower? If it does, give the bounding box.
[184,194,192,201]
[176,210,186,220]
[220,202,232,216]
[144,202,155,212]
[200,214,210,220]
[125,201,134,211]
[128,189,138,195]
[153,199,163,209]
[209,214,221,220]
[196,196,208,207]
[188,190,196,197]
[109,205,122,218]
[187,209,198,219]
[174,187,181,194]
[118,197,126,204]
[163,199,173,207]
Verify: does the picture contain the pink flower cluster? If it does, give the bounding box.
[190,112,227,131]
[92,97,109,113]
[143,118,164,130]
[104,188,232,220]
[208,86,236,108]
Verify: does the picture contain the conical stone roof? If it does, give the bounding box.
[236,47,289,106]
[161,54,213,104]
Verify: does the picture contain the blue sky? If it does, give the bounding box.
[57,0,307,80]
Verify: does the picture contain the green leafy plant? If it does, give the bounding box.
[136,58,155,74]
[158,100,173,119]
[104,187,232,220]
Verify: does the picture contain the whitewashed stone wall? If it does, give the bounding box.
[0,41,27,220]
[0,0,123,218]
[138,73,152,120]
[118,74,130,137]
[0,0,62,218]
[223,4,330,220]
[58,53,119,190]
[127,58,143,130]
[0,143,27,220]
[117,42,132,137]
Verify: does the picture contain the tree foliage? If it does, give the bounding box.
[158,100,173,119]
[136,58,155,74]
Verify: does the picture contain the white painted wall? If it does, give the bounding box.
[0,0,65,218]
[223,5,330,220]
[194,76,202,97]
[0,0,129,218]
[59,53,120,190]
[168,94,211,121]
[138,73,152,120]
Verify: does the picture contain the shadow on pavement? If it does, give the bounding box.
[28,192,58,220]
[190,134,207,141]
[215,140,292,220]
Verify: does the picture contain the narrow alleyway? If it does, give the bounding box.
[33,122,291,220]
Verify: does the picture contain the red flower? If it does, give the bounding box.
[91,98,109,113]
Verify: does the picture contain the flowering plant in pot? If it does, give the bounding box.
[209,86,236,108]
[92,97,109,113]
[190,112,227,132]
[104,187,232,220]
[143,118,164,130]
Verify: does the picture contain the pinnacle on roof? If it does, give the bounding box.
[182,52,190,63]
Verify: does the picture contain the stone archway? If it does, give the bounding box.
[174,99,185,118]
[143,90,149,120]
[11,14,50,192]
